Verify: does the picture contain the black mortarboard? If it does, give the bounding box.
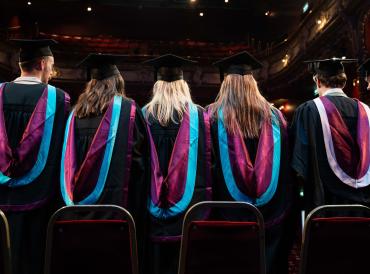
[359,58,370,78]
[143,54,197,82]
[213,51,263,81]
[304,57,357,77]
[77,53,125,80]
[10,39,57,62]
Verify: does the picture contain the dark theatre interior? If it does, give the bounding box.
[0,0,369,274]
[0,0,367,114]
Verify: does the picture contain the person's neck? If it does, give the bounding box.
[20,71,42,81]
[319,87,333,96]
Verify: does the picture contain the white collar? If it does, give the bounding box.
[13,76,43,85]
[322,88,347,97]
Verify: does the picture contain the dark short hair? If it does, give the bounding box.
[19,57,44,72]
[316,72,347,88]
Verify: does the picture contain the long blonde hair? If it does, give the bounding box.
[210,74,272,138]
[75,74,126,118]
[144,79,193,126]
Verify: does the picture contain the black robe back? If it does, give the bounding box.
[146,106,211,274]
[210,109,292,274]
[73,99,149,220]
[290,95,370,212]
[0,82,69,274]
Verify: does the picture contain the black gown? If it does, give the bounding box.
[210,109,293,274]
[0,82,69,274]
[146,107,212,274]
[290,95,370,212]
[73,98,150,272]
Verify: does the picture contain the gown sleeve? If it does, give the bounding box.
[127,103,150,221]
[290,103,312,181]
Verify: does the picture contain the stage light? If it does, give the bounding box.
[87,6,92,12]
[317,19,322,25]
[225,0,229,3]
[190,0,196,2]
[27,1,32,5]
[265,11,270,16]
[199,12,204,17]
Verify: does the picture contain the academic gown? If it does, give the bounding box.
[210,109,293,274]
[0,81,70,274]
[71,98,150,272]
[291,95,370,212]
[146,107,212,274]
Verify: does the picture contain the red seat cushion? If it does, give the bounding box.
[304,217,370,274]
[184,221,262,274]
[49,220,133,274]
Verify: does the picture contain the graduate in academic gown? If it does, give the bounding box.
[359,58,370,91]
[208,51,292,274]
[142,54,212,274]
[290,58,370,213]
[60,53,149,267]
[0,39,70,274]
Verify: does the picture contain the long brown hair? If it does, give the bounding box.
[210,74,272,138]
[75,74,126,118]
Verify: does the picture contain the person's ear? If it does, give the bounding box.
[316,78,321,88]
[38,58,47,71]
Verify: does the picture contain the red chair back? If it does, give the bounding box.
[44,205,138,274]
[0,210,10,274]
[178,201,266,274]
[300,205,370,274]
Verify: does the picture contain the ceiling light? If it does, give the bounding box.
[282,54,289,66]
[225,0,229,3]
[317,19,322,25]
[190,0,196,2]
[265,10,275,17]
[87,6,92,12]
[199,12,204,17]
[27,1,32,5]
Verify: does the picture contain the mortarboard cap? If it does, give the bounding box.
[304,57,357,77]
[77,53,125,80]
[358,58,370,78]
[10,39,57,63]
[213,51,263,81]
[143,54,197,82]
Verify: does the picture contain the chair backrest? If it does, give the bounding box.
[44,205,138,274]
[300,205,370,274]
[0,210,10,274]
[178,201,266,274]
